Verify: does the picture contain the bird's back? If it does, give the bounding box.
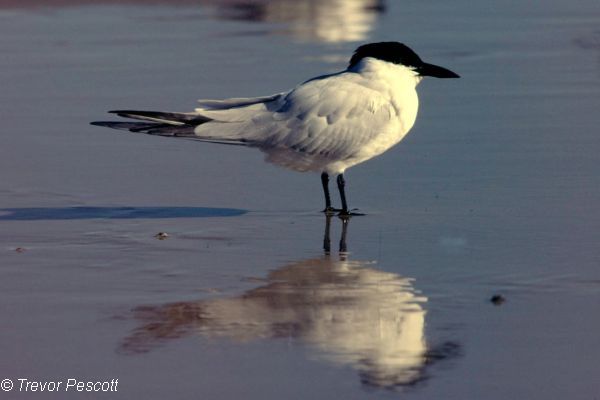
[192,62,419,174]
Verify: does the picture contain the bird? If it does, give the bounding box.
[92,42,459,216]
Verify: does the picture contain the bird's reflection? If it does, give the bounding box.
[2,0,384,44]
[120,216,452,389]
[209,0,386,43]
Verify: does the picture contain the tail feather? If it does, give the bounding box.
[109,110,210,125]
[91,110,250,146]
[90,121,195,136]
[93,109,207,139]
[93,92,283,146]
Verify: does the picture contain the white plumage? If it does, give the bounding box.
[93,42,459,215]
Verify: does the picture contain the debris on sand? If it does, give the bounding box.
[490,294,506,305]
[154,232,169,240]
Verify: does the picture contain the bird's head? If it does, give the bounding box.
[348,42,460,79]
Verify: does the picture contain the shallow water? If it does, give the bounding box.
[1,1,600,399]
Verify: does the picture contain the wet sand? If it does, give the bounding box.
[1,1,600,399]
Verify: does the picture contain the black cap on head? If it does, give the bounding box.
[349,42,422,69]
[348,41,459,78]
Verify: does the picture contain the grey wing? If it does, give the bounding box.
[253,74,397,159]
[197,94,283,110]
[190,73,397,172]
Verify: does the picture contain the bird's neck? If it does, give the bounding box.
[348,57,420,136]
[348,58,421,87]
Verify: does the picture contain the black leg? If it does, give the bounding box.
[336,173,349,215]
[321,172,332,212]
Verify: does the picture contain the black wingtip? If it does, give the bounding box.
[108,110,153,119]
[90,121,111,127]
[108,110,140,119]
[89,121,150,132]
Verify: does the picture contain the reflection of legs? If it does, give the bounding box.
[322,214,349,255]
[323,214,332,253]
[339,216,348,253]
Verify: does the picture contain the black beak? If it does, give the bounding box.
[418,62,460,78]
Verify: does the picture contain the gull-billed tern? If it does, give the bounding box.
[92,42,459,215]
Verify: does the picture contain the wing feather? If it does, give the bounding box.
[196,94,284,110]
[251,73,397,161]
[97,71,403,173]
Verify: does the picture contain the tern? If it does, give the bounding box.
[92,42,459,215]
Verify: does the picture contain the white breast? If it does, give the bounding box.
[319,58,421,174]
